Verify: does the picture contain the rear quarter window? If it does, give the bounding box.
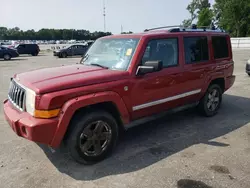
[212,36,229,59]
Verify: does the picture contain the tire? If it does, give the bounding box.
[198,84,222,117]
[32,52,38,56]
[3,54,11,60]
[248,73,250,76]
[65,110,119,164]
[61,52,67,58]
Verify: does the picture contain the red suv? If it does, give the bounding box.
[3,26,235,164]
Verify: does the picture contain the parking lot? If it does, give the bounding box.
[0,50,250,188]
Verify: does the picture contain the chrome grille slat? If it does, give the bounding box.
[9,83,14,99]
[18,90,22,107]
[8,80,26,111]
[13,85,17,102]
[16,89,21,106]
[21,92,26,109]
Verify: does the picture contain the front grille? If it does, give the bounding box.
[8,79,26,111]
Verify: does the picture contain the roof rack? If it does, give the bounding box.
[144,24,226,33]
[144,25,183,32]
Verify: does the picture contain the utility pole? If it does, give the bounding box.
[121,25,123,33]
[103,0,106,32]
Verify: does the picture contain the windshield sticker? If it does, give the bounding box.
[126,48,133,56]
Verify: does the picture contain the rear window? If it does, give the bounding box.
[184,36,209,64]
[212,36,229,59]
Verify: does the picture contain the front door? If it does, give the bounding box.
[130,37,187,120]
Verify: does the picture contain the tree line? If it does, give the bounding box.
[183,0,250,37]
[0,27,112,40]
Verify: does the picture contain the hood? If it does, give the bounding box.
[54,48,66,52]
[15,64,129,94]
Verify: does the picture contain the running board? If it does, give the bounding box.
[124,102,199,130]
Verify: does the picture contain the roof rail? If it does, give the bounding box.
[144,25,184,32]
[144,24,226,33]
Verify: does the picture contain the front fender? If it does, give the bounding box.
[50,91,130,147]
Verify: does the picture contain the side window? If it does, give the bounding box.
[69,45,76,50]
[184,37,209,64]
[142,38,178,68]
[18,44,25,48]
[212,36,229,59]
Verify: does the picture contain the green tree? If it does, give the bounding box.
[182,0,198,27]
[182,0,212,27]
[197,8,213,27]
[121,31,133,34]
[0,27,112,40]
[0,27,8,40]
[213,0,250,37]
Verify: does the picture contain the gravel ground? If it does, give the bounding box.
[0,50,250,188]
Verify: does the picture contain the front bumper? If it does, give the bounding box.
[11,51,19,58]
[53,51,60,56]
[3,99,59,146]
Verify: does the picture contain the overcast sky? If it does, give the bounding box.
[1,0,215,34]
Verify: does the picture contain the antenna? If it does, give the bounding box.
[121,25,123,33]
[103,0,106,32]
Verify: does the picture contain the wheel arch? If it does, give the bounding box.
[63,101,125,142]
[50,91,130,147]
[209,78,225,92]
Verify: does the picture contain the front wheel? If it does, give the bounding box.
[65,111,119,164]
[3,54,11,60]
[198,84,222,117]
[61,52,67,58]
[248,73,250,77]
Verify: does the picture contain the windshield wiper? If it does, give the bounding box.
[80,54,89,64]
[90,63,109,69]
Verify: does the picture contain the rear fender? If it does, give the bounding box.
[50,91,130,147]
[201,71,224,95]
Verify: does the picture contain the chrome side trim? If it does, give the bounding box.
[132,89,201,111]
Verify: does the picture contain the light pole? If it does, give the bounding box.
[103,0,106,32]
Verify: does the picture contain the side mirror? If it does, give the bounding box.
[136,61,163,76]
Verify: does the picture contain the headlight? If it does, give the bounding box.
[25,87,36,116]
[25,88,60,118]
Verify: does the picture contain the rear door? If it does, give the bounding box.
[78,45,87,55]
[17,44,25,54]
[181,35,212,102]
[69,45,77,56]
[75,45,82,55]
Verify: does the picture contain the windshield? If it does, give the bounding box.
[81,38,140,70]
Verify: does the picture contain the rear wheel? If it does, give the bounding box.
[65,111,119,164]
[3,54,11,60]
[198,84,222,117]
[32,52,38,56]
